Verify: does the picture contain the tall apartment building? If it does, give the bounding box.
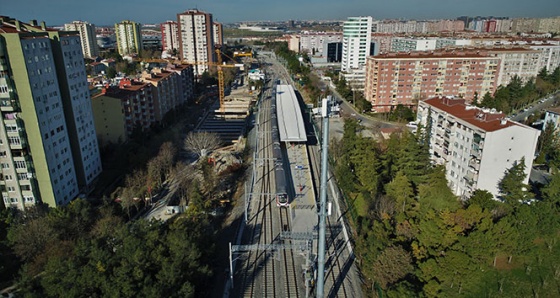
[364,50,500,112]
[0,17,102,209]
[417,97,540,199]
[161,21,179,55]
[114,20,143,56]
[341,16,373,90]
[177,9,215,76]
[213,22,223,46]
[63,21,99,58]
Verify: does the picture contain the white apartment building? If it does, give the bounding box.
[213,22,223,46]
[341,16,373,90]
[177,9,215,76]
[529,44,560,73]
[543,107,560,132]
[161,21,179,55]
[417,97,540,199]
[391,38,437,52]
[63,21,99,58]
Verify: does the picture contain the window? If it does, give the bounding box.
[14,161,26,169]
[8,136,21,145]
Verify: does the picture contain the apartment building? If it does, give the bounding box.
[114,20,143,55]
[63,21,99,58]
[298,32,342,54]
[177,9,215,76]
[364,50,500,112]
[341,16,373,90]
[0,17,102,209]
[391,38,437,52]
[390,37,471,53]
[529,44,560,73]
[512,17,560,33]
[417,96,540,199]
[486,47,542,86]
[213,22,223,46]
[543,107,560,131]
[91,64,194,145]
[370,33,394,54]
[161,21,179,55]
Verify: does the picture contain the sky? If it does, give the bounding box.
[3,0,560,26]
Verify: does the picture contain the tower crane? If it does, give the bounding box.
[140,48,243,114]
[180,48,243,115]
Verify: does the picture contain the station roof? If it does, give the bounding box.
[276,84,307,143]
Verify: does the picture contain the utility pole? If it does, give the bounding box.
[316,97,330,298]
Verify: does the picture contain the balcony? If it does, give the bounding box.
[468,158,480,171]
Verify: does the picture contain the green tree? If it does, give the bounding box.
[497,157,533,205]
[106,67,117,79]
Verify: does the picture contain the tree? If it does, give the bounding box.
[536,120,558,164]
[497,157,533,205]
[371,245,414,289]
[184,132,221,159]
[158,142,177,178]
[106,67,117,79]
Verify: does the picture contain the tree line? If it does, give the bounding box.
[331,119,560,297]
[265,42,323,105]
[0,200,217,297]
[478,66,560,114]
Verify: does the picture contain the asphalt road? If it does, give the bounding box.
[510,90,560,122]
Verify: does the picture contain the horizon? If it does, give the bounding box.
[3,0,559,27]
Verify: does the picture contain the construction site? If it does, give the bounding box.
[198,52,264,147]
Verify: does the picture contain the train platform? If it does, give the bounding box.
[285,142,317,238]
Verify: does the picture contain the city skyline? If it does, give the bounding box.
[3,0,560,26]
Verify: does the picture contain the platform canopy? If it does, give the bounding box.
[276,84,307,143]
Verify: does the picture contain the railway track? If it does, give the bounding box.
[279,207,300,298]
[307,143,349,298]
[235,57,311,298]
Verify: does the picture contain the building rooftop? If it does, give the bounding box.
[276,84,307,143]
[423,96,523,132]
[371,49,492,59]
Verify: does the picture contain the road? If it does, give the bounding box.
[510,90,560,122]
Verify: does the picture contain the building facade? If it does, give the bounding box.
[114,20,143,55]
[177,9,215,76]
[299,32,342,54]
[486,47,542,86]
[161,21,179,55]
[364,50,500,112]
[417,97,540,199]
[0,17,102,209]
[341,16,373,90]
[213,22,223,46]
[92,64,194,145]
[63,21,99,58]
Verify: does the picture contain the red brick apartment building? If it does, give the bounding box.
[364,50,500,112]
